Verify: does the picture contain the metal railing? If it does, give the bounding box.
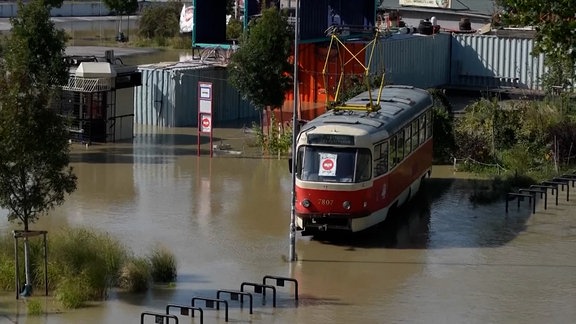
[62,76,112,92]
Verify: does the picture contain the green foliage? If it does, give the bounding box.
[26,299,43,316]
[0,0,77,232]
[118,257,151,293]
[48,228,127,300]
[227,18,243,41]
[138,1,180,40]
[429,89,456,164]
[0,257,15,291]
[454,98,498,163]
[54,273,91,309]
[500,144,537,174]
[251,114,293,156]
[148,245,177,283]
[102,0,138,15]
[167,35,192,49]
[6,0,69,91]
[497,1,576,93]
[229,8,293,110]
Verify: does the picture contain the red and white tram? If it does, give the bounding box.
[293,85,434,234]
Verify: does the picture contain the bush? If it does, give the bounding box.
[118,257,150,293]
[26,299,43,316]
[48,228,127,300]
[138,2,180,40]
[148,245,177,283]
[168,35,192,49]
[54,273,92,309]
[0,257,15,291]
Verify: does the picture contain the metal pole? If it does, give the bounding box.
[289,0,300,262]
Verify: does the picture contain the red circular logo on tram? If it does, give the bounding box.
[202,118,210,127]
[322,159,334,170]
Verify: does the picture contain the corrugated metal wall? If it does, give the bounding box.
[135,65,259,127]
[450,34,547,90]
[370,33,452,89]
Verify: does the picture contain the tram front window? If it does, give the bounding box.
[297,146,371,183]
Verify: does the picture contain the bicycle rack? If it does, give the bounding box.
[262,275,299,301]
[140,312,178,324]
[216,289,254,314]
[519,188,547,210]
[530,184,557,206]
[191,297,229,322]
[240,282,277,307]
[505,192,534,214]
[165,304,203,324]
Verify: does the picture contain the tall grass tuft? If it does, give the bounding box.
[118,257,150,293]
[148,245,177,283]
[26,299,43,316]
[54,272,92,309]
[0,233,16,290]
[49,227,127,305]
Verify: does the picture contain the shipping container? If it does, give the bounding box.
[450,34,547,90]
[135,61,259,127]
[370,33,451,89]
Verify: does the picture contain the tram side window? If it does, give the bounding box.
[397,131,404,161]
[419,115,426,144]
[412,120,419,150]
[404,127,412,155]
[355,149,372,182]
[389,136,398,169]
[426,110,433,139]
[375,142,388,176]
[374,143,381,160]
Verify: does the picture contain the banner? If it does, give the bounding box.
[180,5,194,33]
[399,0,452,8]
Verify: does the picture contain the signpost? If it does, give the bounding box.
[198,82,213,157]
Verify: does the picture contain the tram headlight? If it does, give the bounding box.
[301,199,311,208]
[343,201,351,210]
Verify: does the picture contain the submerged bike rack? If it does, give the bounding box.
[191,297,229,322]
[166,304,204,324]
[506,171,576,214]
[217,289,254,314]
[140,312,178,324]
[140,275,298,323]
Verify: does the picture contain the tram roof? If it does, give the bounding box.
[301,85,433,137]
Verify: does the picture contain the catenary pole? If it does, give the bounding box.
[289,0,300,262]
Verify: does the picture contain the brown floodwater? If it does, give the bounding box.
[1,125,575,324]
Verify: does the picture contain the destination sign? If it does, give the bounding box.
[307,134,355,146]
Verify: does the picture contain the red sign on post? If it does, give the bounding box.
[198,82,213,157]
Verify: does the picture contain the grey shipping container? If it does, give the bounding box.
[450,34,547,90]
[134,61,260,127]
[369,33,451,89]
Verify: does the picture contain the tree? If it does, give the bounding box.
[103,0,139,40]
[497,1,576,92]
[229,7,293,112]
[138,2,180,40]
[0,0,77,296]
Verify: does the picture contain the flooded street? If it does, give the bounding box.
[1,126,575,323]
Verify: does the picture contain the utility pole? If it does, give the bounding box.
[289,0,299,262]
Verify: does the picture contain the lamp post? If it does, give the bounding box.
[289,0,299,263]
